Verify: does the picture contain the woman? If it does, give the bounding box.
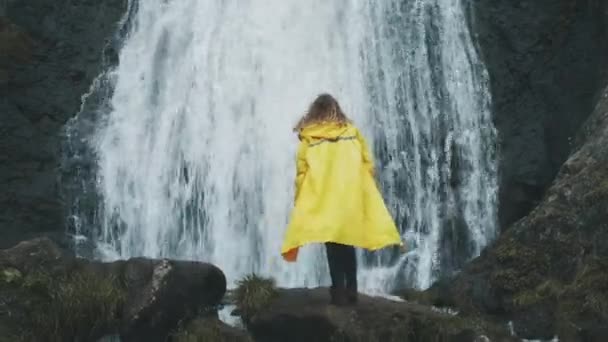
[281,94,403,305]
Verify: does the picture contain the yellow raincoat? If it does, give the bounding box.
[281,122,402,261]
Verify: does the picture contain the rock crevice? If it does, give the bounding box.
[472,0,608,228]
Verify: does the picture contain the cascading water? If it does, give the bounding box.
[361,0,498,289]
[64,0,497,292]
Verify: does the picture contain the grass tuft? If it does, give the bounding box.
[23,270,126,341]
[235,274,277,320]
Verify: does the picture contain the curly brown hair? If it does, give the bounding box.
[294,93,351,132]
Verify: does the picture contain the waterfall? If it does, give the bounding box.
[64,0,497,292]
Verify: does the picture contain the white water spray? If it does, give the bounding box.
[68,0,497,292]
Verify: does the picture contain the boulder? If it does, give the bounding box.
[0,238,226,341]
[426,86,608,341]
[120,258,227,341]
[240,288,514,342]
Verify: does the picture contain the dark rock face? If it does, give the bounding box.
[429,86,608,341]
[0,238,226,341]
[121,259,228,342]
[472,0,608,228]
[0,0,127,248]
[242,288,515,342]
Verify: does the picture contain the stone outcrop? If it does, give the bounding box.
[472,0,608,228]
[423,85,608,341]
[238,287,514,342]
[0,238,226,341]
[0,0,127,248]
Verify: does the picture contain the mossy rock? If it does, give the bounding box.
[0,269,126,341]
[9,268,126,342]
[486,239,550,294]
[499,258,608,339]
[397,287,446,307]
[557,258,608,333]
[512,279,564,308]
[2,238,227,342]
[1,268,22,284]
[245,287,515,342]
[172,317,251,342]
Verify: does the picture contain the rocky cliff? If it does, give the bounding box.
[1,0,607,252]
[472,0,608,228]
[422,85,608,341]
[0,0,127,248]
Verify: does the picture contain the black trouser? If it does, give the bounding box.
[325,242,357,292]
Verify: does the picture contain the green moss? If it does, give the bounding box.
[172,318,251,342]
[512,280,564,307]
[1,268,22,284]
[512,291,540,307]
[436,314,512,340]
[22,270,52,292]
[398,288,440,306]
[335,313,508,342]
[494,240,543,268]
[235,274,277,321]
[22,269,126,342]
[440,315,476,333]
[494,240,524,261]
[553,258,608,339]
[581,292,608,316]
[560,259,608,319]
[599,178,608,192]
[172,319,226,342]
[491,269,534,292]
[489,239,551,294]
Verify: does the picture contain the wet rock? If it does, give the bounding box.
[171,317,251,342]
[429,85,608,341]
[120,258,227,342]
[241,288,514,342]
[0,0,128,248]
[0,16,35,64]
[0,238,226,341]
[472,0,608,228]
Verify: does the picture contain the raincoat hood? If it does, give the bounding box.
[298,123,355,140]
